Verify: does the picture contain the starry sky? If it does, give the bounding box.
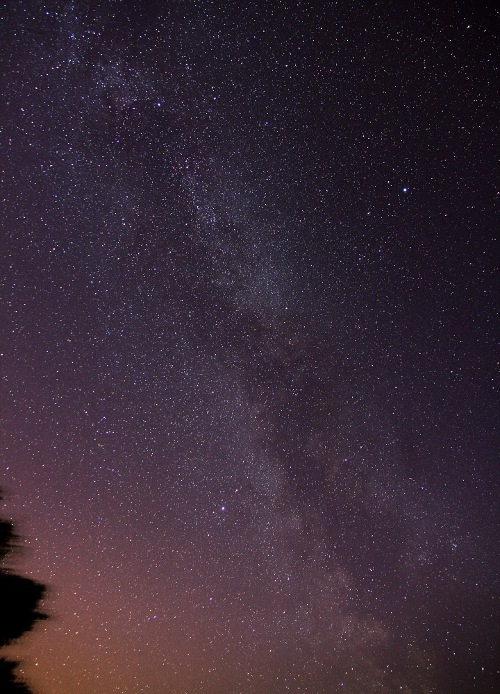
[1,1,498,692]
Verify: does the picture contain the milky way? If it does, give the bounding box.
[1,2,498,692]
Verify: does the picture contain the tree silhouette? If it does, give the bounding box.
[0,495,47,693]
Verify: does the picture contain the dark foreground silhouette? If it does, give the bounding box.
[0,499,47,693]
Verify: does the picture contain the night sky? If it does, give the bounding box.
[1,1,498,692]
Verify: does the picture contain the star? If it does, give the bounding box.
[1,2,496,693]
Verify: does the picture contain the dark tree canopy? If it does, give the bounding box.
[0,494,47,693]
